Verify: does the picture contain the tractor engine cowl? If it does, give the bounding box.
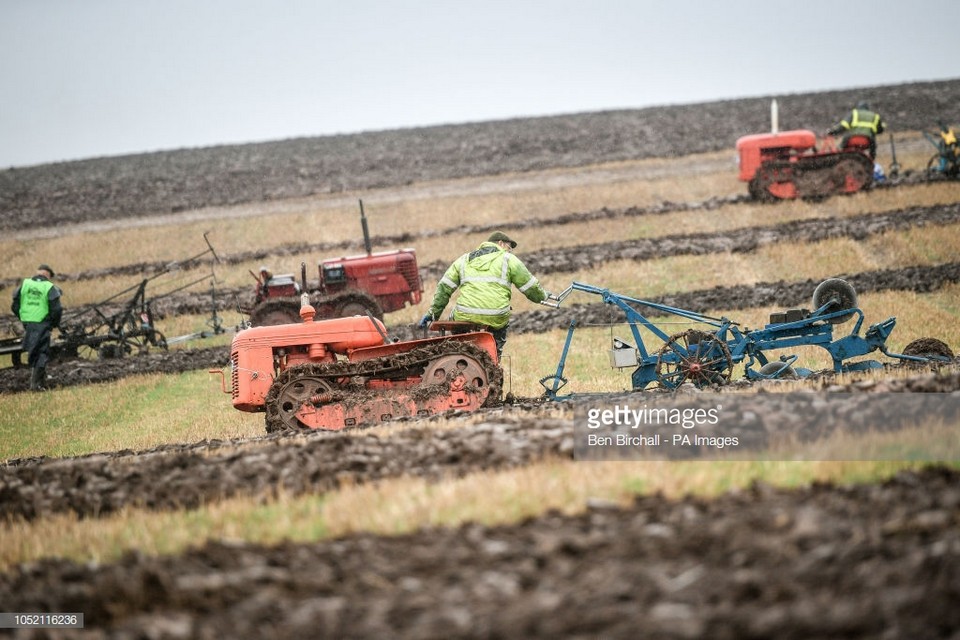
[228,316,389,411]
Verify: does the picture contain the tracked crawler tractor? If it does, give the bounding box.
[735,100,875,200]
[212,299,501,432]
[736,130,874,200]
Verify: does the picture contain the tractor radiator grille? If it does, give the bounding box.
[231,352,239,400]
[398,259,422,291]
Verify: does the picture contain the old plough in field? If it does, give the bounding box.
[1,234,220,368]
[538,279,954,398]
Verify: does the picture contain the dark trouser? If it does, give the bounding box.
[489,325,508,360]
[21,321,53,389]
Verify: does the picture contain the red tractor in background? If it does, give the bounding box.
[247,201,423,326]
[736,101,875,200]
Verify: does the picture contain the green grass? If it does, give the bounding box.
[0,370,263,460]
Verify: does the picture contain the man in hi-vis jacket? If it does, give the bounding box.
[420,231,548,358]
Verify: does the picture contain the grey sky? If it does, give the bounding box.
[2,0,958,168]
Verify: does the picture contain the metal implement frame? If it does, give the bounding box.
[2,233,221,367]
[539,281,939,399]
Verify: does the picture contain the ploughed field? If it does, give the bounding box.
[2,79,960,638]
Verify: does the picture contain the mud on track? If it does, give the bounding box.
[1,465,958,639]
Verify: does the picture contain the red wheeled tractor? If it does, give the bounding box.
[247,201,423,326]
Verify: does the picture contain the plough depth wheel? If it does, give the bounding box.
[812,278,858,324]
[655,329,733,389]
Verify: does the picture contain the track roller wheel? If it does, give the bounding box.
[265,366,337,433]
[656,329,733,389]
[831,155,873,194]
[812,278,858,324]
[422,352,490,388]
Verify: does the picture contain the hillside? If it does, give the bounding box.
[2,79,958,232]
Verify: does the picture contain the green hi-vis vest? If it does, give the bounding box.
[18,278,54,323]
[846,109,881,134]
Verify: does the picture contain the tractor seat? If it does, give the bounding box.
[843,135,872,152]
[429,320,488,335]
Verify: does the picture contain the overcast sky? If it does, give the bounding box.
[2,0,958,168]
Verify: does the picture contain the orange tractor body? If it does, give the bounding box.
[736,129,874,200]
[216,304,500,432]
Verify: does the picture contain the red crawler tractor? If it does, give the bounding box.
[212,300,501,432]
[736,129,874,200]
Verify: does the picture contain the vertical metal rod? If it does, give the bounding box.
[359,199,372,255]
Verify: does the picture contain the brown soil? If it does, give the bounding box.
[2,80,960,638]
[1,463,958,639]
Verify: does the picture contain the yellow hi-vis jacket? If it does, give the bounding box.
[839,108,885,137]
[428,242,546,329]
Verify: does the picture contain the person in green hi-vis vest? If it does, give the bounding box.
[11,264,63,391]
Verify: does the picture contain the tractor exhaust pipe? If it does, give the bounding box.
[771,99,779,134]
[359,199,372,256]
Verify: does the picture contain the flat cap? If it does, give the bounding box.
[37,264,55,278]
[487,231,517,249]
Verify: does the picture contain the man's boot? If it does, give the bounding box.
[29,367,42,391]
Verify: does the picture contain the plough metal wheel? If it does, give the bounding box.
[812,278,858,324]
[759,361,797,379]
[656,329,733,389]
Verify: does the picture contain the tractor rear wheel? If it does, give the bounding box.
[812,278,858,324]
[249,299,302,327]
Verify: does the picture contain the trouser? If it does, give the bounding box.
[21,321,53,389]
[489,325,508,360]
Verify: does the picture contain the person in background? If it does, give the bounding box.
[11,264,63,391]
[420,231,549,359]
[828,100,886,159]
